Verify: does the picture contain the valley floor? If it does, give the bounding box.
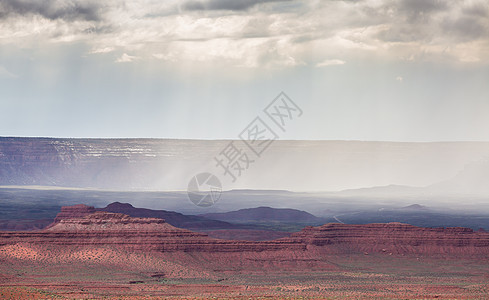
[1,249,488,299]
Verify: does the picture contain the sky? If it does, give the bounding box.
[0,0,488,141]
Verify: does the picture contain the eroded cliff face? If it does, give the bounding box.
[53,204,96,223]
[1,205,489,256]
[290,223,489,255]
[0,137,222,189]
[0,206,305,252]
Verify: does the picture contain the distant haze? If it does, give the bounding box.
[1,137,489,195]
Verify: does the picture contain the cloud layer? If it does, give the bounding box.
[0,0,101,21]
[182,0,292,11]
[1,0,488,67]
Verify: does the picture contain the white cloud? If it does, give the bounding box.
[0,0,488,68]
[316,59,346,67]
[90,47,114,54]
[116,53,137,63]
[153,53,176,61]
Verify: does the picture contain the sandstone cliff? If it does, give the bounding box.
[290,223,489,255]
[1,205,489,256]
[0,206,305,252]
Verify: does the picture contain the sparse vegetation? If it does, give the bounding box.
[1,244,489,298]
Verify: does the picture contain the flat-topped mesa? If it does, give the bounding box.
[289,222,489,255]
[48,211,169,232]
[0,206,305,252]
[3,205,489,256]
[53,204,96,223]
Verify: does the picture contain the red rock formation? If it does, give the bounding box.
[53,204,95,223]
[2,205,489,257]
[0,208,305,252]
[290,223,489,255]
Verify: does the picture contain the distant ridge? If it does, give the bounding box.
[97,202,240,230]
[201,206,324,223]
[400,204,429,211]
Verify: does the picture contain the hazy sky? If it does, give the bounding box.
[0,0,488,141]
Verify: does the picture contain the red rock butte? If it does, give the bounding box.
[1,204,489,256]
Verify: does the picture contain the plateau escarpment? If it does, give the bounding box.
[0,137,224,189]
[3,137,489,193]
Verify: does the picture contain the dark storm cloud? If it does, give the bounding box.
[463,2,489,18]
[398,0,448,18]
[441,15,489,41]
[183,0,292,11]
[0,0,101,21]
[376,26,428,43]
[373,0,489,43]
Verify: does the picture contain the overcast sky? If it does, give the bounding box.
[0,0,488,141]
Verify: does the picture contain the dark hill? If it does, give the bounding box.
[97,202,239,230]
[201,206,324,223]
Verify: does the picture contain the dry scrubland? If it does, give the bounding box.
[1,208,489,299]
[1,243,489,299]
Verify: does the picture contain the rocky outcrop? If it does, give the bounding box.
[1,205,489,256]
[0,207,305,252]
[53,204,96,223]
[290,223,489,255]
